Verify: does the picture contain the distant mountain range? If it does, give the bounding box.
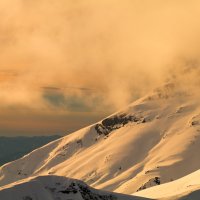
[0,135,61,166]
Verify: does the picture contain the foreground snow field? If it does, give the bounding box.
[1,82,200,199]
[0,176,147,200]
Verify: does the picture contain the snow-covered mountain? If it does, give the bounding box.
[1,82,200,199]
[0,176,145,200]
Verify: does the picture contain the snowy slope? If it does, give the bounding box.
[0,175,147,200]
[1,82,200,195]
[134,169,200,199]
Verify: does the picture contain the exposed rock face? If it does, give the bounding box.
[137,177,161,192]
[95,114,146,136]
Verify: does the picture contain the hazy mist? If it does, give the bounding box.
[1,0,200,135]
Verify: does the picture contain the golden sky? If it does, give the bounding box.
[1,0,200,136]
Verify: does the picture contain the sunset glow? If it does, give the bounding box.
[1,0,200,136]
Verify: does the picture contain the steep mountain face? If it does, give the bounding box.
[1,82,200,195]
[134,169,200,200]
[0,176,146,200]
